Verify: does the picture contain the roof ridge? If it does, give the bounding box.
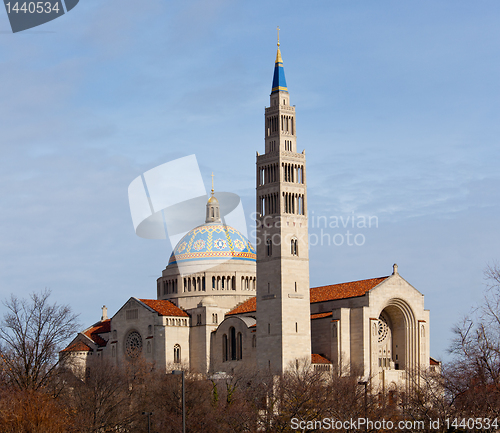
[226,296,256,316]
[138,298,189,317]
[311,276,390,290]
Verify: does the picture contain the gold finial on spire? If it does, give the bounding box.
[211,172,214,196]
[275,26,283,63]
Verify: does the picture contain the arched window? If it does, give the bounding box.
[237,332,242,360]
[174,344,181,363]
[230,327,236,361]
[291,238,298,256]
[266,239,272,256]
[212,276,216,289]
[223,334,228,362]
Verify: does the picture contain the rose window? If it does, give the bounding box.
[125,331,143,358]
[378,315,389,343]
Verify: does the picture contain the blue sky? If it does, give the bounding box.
[1,0,499,360]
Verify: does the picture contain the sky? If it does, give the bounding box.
[0,0,499,361]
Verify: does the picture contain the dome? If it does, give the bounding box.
[168,222,256,265]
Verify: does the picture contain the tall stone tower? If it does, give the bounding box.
[256,36,311,374]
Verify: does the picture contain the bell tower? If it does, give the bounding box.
[256,32,311,374]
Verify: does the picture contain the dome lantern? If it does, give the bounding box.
[206,172,221,223]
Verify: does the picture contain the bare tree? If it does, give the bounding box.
[447,263,500,417]
[0,289,79,390]
[65,358,143,433]
[0,388,72,433]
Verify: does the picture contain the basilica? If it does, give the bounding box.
[62,41,434,390]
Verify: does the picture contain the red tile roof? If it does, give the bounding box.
[61,340,93,352]
[430,357,440,366]
[84,319,111,347]
[226,276,389,316]
[310,277,389,304]
[139,299,189,317]
[311,354,331,364]
[226,297,256,316]
[311,312,333,320]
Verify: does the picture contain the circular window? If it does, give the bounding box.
[125,331,143,358]
[378,315,389,343]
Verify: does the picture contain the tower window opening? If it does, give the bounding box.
[266,239,272,256]
[295,322,298,333]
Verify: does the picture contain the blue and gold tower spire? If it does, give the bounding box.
[271,26,288,94]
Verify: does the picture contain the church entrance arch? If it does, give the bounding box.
[377,299,416,372]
